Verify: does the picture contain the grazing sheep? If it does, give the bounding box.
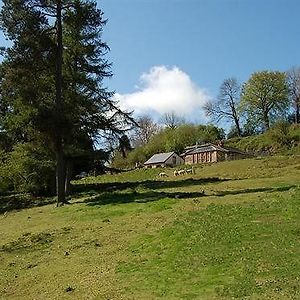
[158,172,168,177]
[178,169,186,175]
[173,170,179,176]
[186,167,195,174]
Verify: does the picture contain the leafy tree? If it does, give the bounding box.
[286,67,300,124]
[0,0,133,204]
[241,71,289,131]
[197,124,225,144]
[205,78,242,136]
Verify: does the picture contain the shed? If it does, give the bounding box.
[182,143,248,164]
[144,152,184,168]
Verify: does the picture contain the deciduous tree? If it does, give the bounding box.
[133,115,159,146]
[205,78,242,136]
[241,71,289,131]
[161,111,185,129]
[286,67,300,124]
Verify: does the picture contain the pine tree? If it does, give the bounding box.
[0,0,134,205]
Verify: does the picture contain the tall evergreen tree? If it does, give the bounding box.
[0,0,133,205]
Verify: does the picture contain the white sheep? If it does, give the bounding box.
[173,170,179,176]
[158,172,168,177]
[178,169,186,175]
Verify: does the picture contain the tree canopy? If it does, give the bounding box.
[241,71,289,131]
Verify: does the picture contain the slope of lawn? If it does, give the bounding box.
[1,155,300,299]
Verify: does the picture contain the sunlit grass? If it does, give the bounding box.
[1,155,300,299]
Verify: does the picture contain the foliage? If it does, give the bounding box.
[0,149,9,194]
[227,123,300,154]
[0,143,55,195]
[241,71,289,131]
[0,0,133,200]
[110,151,131,169]
[267,121,292,148]
[111,124,225,168]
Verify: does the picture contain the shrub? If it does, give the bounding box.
[267,121,292,148]
[0,143,55,195]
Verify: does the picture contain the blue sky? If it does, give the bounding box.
[99,0,300,123]
[0,0,299,125]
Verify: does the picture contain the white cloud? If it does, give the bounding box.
[114,65,211,122]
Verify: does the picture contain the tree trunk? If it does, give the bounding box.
[56,137,66,206]
[295,98,300,124]
[65,159,73,196]
[55,0,65,206]
[263,110,270,131]
[234,118,242,136]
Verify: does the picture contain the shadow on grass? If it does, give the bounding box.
[82,190,207,206]
[2,180,295,213]
[215,185,297,197]
[81,184,297,207]
[0,178,226,213]
[73,177,229,194]
[0,194,56,214]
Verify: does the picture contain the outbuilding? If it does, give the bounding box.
[182,143,248,164]
[144,152,184,168]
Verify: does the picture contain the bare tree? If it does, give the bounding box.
[161,111,185,129]
[133,115,160,146]
[286,67,300,124]
[204,78,242,136]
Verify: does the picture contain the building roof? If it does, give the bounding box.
[182,143,246,156]
[186,144,226,154]
[144,152,176,165]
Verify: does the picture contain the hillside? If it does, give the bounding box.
[1,155,300,299]
[226,124,300,154]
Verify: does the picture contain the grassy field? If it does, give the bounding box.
[1,155,300,299]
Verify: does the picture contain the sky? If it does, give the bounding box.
[0,0,299,126]
[98,0,300,124]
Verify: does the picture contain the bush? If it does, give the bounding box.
[267,121,292,148]
[0,143,55,195]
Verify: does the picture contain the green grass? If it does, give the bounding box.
[1,155,300,299]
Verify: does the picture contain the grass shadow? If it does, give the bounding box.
[215,185,297,197]
[0,177,227,213]
[80,185,298,207]
[0,193,56,214]
[73,177,229,194]
[82,190,206,207]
